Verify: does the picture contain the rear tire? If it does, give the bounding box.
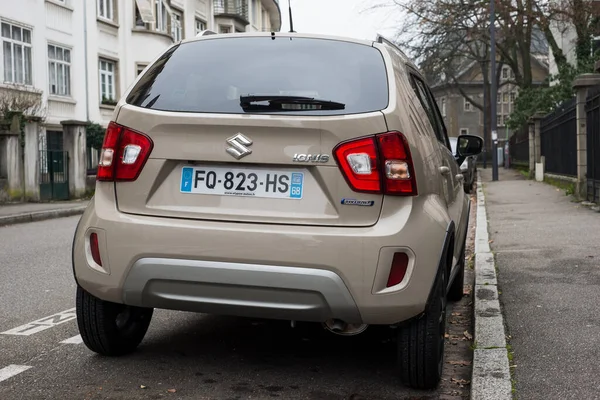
[447,246,466,302]
[397,264,447,389]
[76,286,153,356]
[464,181,472,194]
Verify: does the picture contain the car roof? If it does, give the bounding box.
[181,31,376,47]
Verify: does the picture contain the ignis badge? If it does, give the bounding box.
[341,199,375,207]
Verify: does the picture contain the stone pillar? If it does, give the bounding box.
[23,118,40,201]
[528,114,544,178]
[61,120,87,199]
[573,74,600,199]
[534,118,542,164]
[528,120,535,175]
[3,115,24,200]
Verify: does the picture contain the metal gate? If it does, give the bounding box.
[39,150,69,201]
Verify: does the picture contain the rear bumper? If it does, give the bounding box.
[73,184,450,325]
[123,258,361,323]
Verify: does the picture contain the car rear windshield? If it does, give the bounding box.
[126,36,389,116]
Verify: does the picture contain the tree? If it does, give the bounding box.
[86,122,105,150]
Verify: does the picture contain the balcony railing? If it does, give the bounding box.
[213,0,249,23]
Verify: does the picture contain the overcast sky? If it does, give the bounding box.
[279,0,401,41]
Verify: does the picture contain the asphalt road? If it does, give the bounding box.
[0,215,475,400]
[483,168,600,399]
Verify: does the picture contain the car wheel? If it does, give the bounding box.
[76,286,153,356]
[463,179,472,194]
[397,263,447,389]
[447,245,466,302]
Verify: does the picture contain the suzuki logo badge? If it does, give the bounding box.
[226,133,253,159]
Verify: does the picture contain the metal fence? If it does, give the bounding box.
[540,97,577,177]
[587,86,600,202]
[509,127,529,166]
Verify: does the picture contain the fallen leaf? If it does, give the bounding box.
[449,360,472,366]
[444,333,450,338]
[488,240,494,243]
[140,385,147,389]
[464,330,473,340]
[463,288,472,295]
[451,378,471,385]
[452,312,462,316]
[167,389,177,393]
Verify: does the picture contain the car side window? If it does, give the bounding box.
[410,75,447,146]
[422,83,453,152]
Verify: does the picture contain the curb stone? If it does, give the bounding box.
[0,206,87,227]
[470,173,512,400]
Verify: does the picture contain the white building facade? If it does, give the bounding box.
[0,0,280,202]
[0,0,281,128]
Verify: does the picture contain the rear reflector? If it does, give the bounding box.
[387,252,409,287]
[89,233,102,267]
[333,131,417,195]
[97,122,153,182]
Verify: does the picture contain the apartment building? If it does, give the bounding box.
[0,0,281,130]
[0,0,280,202]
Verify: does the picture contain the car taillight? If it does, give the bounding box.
[97,121,153,182]
[333,131,417,196]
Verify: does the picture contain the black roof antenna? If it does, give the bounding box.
[288,0,295,33]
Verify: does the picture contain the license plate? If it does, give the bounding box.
[180,166,304,200]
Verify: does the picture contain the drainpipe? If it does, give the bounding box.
[83,0,90,122]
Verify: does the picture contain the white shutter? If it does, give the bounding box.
[135,0,155,23]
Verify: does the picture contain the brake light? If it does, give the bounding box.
[97,122,153,182]
[333,131,417,195]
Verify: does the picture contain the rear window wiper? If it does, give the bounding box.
[240,95,345,111]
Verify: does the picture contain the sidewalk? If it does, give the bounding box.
[481,167,600,399]
[0,200,88,227]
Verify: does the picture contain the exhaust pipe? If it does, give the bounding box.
[323,319,368,336]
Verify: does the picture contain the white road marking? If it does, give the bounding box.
[1,308,76,336]
[0,365,32,383]
[60,334,83,344]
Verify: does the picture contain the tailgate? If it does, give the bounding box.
[114,106,388,227]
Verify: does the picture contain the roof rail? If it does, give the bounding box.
[375,34,409,60]
[196,29,218,37]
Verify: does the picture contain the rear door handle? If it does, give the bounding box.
[439,166,450,175]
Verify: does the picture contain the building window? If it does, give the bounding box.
[502,67,509,79]
[48,44,71,96]
[510,92,516,103]
[441,98,446,117]
[195,19,206,35]
[460,128,468,135]
[464,98,472,112]
[97,0,114,21]
[503,92,509,103]
[155,0,169,32]
[136,63,147,76]
[1,22,32,85]
[171,9,183,41]
[99,59,116,104]
[219,25,231,34]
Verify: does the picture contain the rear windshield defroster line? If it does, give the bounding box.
[126,37,389,116]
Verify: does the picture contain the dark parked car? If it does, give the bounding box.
[450,137,477,193]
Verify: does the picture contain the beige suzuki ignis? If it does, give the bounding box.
[72,31,482,389]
